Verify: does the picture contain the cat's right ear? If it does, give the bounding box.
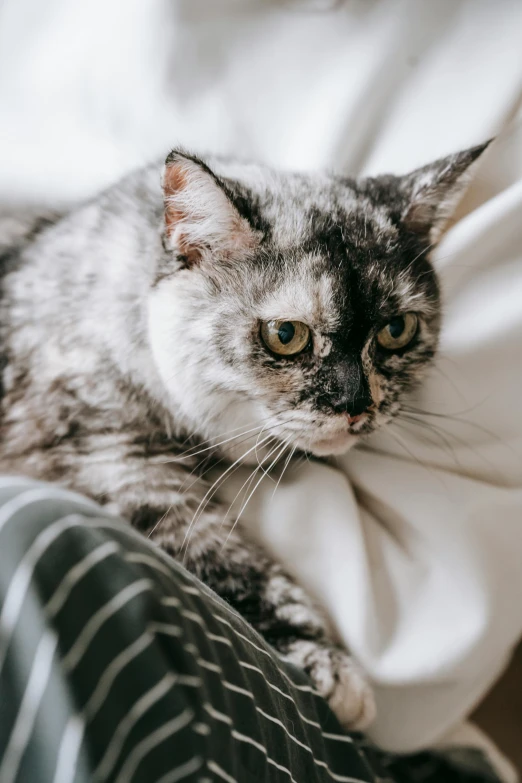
[162,151,260,265]
[398,141,492,243]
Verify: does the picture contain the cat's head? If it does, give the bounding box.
[148,144,488,460]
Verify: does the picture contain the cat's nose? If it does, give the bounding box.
[329,391,373,418]
[349,395,372,417]
[346,398,374,425]
[328,362,374,417]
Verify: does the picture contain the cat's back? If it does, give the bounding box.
[0,208,64,401]
[0,163,169,470]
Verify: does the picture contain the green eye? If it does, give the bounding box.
[377,313,418,350]
[260,320,310,356]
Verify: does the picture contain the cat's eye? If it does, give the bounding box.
[377,313,418,350]
[260,320,311,356]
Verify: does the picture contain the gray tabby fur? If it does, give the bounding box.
[0,143,488,729]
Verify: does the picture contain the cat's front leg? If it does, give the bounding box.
[246,561,376,731]
[76,450,374,731]
[167,507,376,731]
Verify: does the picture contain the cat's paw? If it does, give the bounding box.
[283,640,376,731]
[322,647,375,730]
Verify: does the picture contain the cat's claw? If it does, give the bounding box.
[283,641,376,731]
[323,648,376,730]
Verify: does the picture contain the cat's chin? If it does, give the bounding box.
[308,432,358,456]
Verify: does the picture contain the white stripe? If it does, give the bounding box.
[186,657,358,781]
[0,514,82,671]
[0,486,99,531]
[214,614,271,657]
[83,631,154,720]
[125,551,176,581]
[149,622,183,638]
[180,609,206,627]
[0,476,34,490]
[230,729,300,783]
[0,516,125,673]
[206,683,356,781]
[113,709,196,783]
[0,631,58,783]
[222,680,253,698]
[179,584,201,596]
[256,706,316,753]
[62,578,152,671]
[161,596,182,608]
[185,651,220,674]
[145,639,347,776]
[321,731,355,744]
[46,541,120,618]
[52,716,85,783]
[177,674,203,687]
[162,569,323,698]
[182,632,344,740]
[253,705,362,782]
[217,659,352,745]
[253,710,360,781]
[93,673,178,782]
[0,488,87,535]
[238,661,322,727]
[205,699,360,783]
[207,760,237,783]
[206,631,233,647]
[215,614,319,695]
[154,756,203,783]
[192,722,211,736]
[203,702,232,726]
[312,766,367,782]
[167,570,324,698]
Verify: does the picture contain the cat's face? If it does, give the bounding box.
[148,146,486,459]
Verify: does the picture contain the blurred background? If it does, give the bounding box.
[1,0,521,204]
[1,0,521,774]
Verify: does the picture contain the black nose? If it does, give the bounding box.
[349,394,372,416]
[329,391,372,416]
[327,361,373,415]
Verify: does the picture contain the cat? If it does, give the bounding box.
[0,142,487,730]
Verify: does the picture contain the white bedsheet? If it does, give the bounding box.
[1,0,521,753]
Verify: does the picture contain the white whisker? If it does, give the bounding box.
[181,432,276,560]
[218,437,284,535]
[221,439,289,552]
[163,422,269,463]
[270,443,296,502]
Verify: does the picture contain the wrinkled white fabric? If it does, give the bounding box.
[1,0,521,753]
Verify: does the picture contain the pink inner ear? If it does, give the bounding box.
[163,162,203,264]
[163,162,187,230]
[162,154,262,264]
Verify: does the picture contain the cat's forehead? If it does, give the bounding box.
[214,159,437,320]
[218,160,397,247]
[278,189,396,253]
[257,252,340,331]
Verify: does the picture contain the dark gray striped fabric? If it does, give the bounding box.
[0,477,503,783]
[0,477,377,783]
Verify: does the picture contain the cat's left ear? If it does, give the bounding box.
[400,141,492,242]
[162,150,260,265]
